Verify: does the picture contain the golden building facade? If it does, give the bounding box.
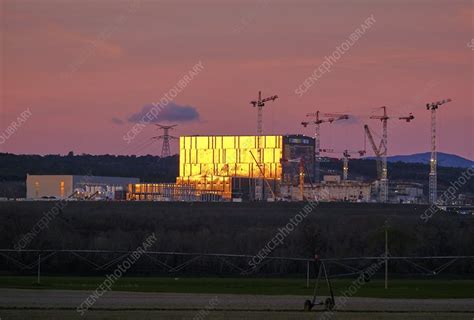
[177,135,284,199]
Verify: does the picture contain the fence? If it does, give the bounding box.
[1,249,473,288]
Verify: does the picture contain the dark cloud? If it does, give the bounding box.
[111,117,124,125]
[128,102,200,123]
[346,115,360,124]
[334,115,360,125]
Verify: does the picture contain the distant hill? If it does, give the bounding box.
[367,152,473,168]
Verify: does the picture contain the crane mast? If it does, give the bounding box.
[342,150,367,180]
[302,112,348,183]
[250,91,279,136]
[364,125,384,179]
[250,91,278,200]
[426,98,452,204]
[368,107,414,203]
[375,107,389,203]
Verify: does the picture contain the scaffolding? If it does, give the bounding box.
[127,183,223,202]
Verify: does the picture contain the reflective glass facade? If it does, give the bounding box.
[179,136,283,179]
[177,135,314,200]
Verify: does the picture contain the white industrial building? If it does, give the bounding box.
[280,175,371,202]
[26,175,139,200]
[390,182,424,204]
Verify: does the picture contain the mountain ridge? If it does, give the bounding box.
[365,152,473,168]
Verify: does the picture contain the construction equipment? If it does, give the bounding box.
[85,190,100,200]
[304,255,335,312]
[250,91,279,136]
[250,91,278,200]
[152,124,178,157]
[426,99,452,204]
[366,107,414,202]
[364,125,385,181]
[342,149,367,181]
[320,148,366,180]
[299,159,305,199]
[302,112,349,183]
[280,157,306,201]
[249,150,276,200]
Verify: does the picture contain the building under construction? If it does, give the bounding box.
[128,134,316,201]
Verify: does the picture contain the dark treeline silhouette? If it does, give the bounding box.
[0,202,473,276]
[0,153,178,198]
[0,153,472,198]
[0,153,178,181]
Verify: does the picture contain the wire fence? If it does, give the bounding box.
[1,249,473,287]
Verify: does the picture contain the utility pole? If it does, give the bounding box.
[250,91,278,200]
[302,112,348,183]
[152,124,178,157]
[426,99,452,204]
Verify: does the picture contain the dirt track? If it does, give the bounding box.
[1,288,473,319]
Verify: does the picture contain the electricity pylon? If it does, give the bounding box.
[152,124,177,157]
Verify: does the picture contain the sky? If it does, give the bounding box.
[1,0,473,159]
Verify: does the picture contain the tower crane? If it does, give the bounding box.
[319,148,366,180]
[426,98,452,204]
[366,107,414,203]
[302,111,349,183]
[152,124,178,157]
[250,91,279,136]
[364,125,385,181]
[250,91,278,200]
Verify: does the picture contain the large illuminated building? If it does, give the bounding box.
[127,134,315,201]
[176,135,315,200]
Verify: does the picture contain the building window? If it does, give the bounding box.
[60,181,65,197]
[35,181,40,198]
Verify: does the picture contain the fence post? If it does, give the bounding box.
[306,260,310,288]
[37,254,41,285]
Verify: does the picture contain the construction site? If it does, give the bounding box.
[124,93,454,204]
[23,92,458,204]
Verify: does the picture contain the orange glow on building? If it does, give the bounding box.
[177,135,285,199]
[126,135,315,201]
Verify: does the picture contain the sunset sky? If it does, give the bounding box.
[1,0,472,159]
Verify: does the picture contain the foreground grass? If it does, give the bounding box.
[0,276,473,299]
[2,310,472,320]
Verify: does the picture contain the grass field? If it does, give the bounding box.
[1,310,473,320]
[1,276,473,299]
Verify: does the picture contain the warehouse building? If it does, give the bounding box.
[26,174,139,200]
